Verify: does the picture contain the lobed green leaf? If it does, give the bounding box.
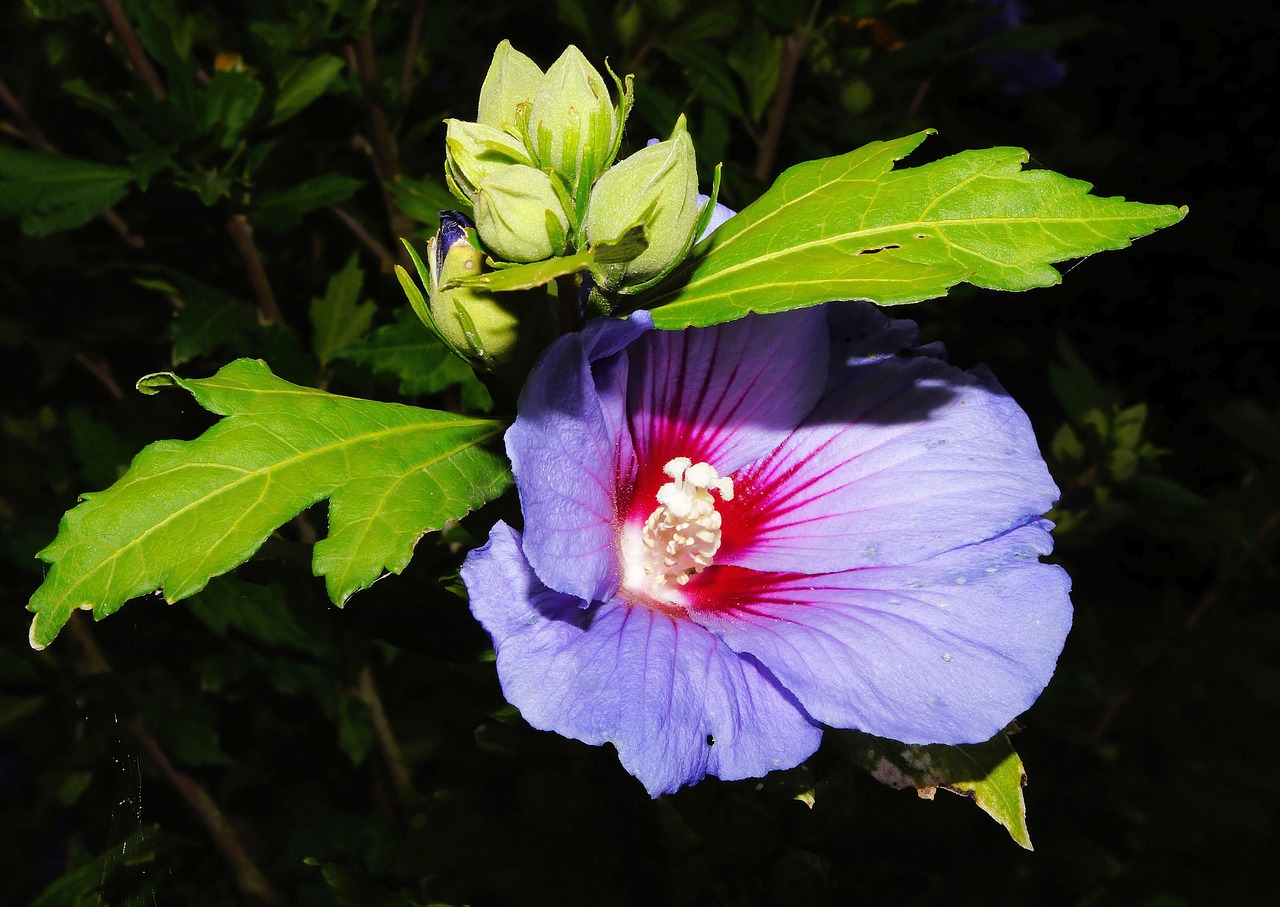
[27,359,510,649]
[310,254,375,367]
[646,131,1187,328]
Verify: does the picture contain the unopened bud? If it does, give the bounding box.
[473,165,570,263]
[477,40,543,138]
[444,118,535,205]
[585,118,699,290]
[427,211,523,365]
[527,46,617,192]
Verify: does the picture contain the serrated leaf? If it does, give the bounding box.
[333,306,492,410]
[646,131,1187,328]
[843,729,1033,849]
[168,286,258,365]
[311,254,375,367]
[27,359,510,649]
[251,174,363,232]
[0,145,132,236]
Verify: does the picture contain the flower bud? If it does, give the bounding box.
[427,211,523,365]
[444,118,534,205]
[477,40,543,138]
[584,118,699,290]
[473,165,569,263]
[527,46,617,192]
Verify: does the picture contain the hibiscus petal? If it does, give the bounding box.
[825,299,924,366]
[624,308,829,518]
[690,521,1071,745]
[507,312,651,602]
[463,523,823,796]
[718,354,1059,573]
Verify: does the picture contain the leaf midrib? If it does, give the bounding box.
[683,211,1153,293]
[50,416,500,606]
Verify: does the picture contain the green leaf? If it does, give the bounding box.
[251,174,363,232]
[200,68,264,147]
[646,131,1187,328]
[333,306,493,410]
[388,174,456,230]
[842,729,1033,849]
[271,54,346,125]
[187,575,317,653]
[448,224,648,293]
[311,254,375,367]
[27,359,510,649]
[0,145,132,236]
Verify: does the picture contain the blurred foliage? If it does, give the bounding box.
[2,0,1276,905]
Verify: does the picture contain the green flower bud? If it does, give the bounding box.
[444,118,534,205]
[473,165,569,263]
[584,118,699,290]
[427,211,522,365]
[477,40,543,138]
[528,46,617,192]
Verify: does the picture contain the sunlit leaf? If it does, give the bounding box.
[27,359,510,649]
[843,728,1034,849]
[646,131,1186,328]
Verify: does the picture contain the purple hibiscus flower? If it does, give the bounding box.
[462,302,1072,795]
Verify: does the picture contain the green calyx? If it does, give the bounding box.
[473,165,570,263]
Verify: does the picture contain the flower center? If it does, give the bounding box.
[623,457,734,600]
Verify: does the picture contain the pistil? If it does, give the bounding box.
[624,457,733,599]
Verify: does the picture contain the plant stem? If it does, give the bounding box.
[100,0,167,101]
[225,214,283,325]
[555,274,582,334]
[399,0,426,106]
[353,30,413,264]
[353,665,418,809]
[754,32,809,183]
[332,206,396,270]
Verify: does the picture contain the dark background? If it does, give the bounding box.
[2,1,1275,904]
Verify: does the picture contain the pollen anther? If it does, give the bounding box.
[630,457,733,594]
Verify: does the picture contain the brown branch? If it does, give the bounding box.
[0,77,54,150]
[353,32,414,260]
[353,665,418,809]
[399,0,426,107]
[331,206,395,271]
[68,617,287,907]
[753,32,809,183]
[906,77,934,119]
[101,0,166,101]
[225,214,283,325]
[73,350,126,400]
